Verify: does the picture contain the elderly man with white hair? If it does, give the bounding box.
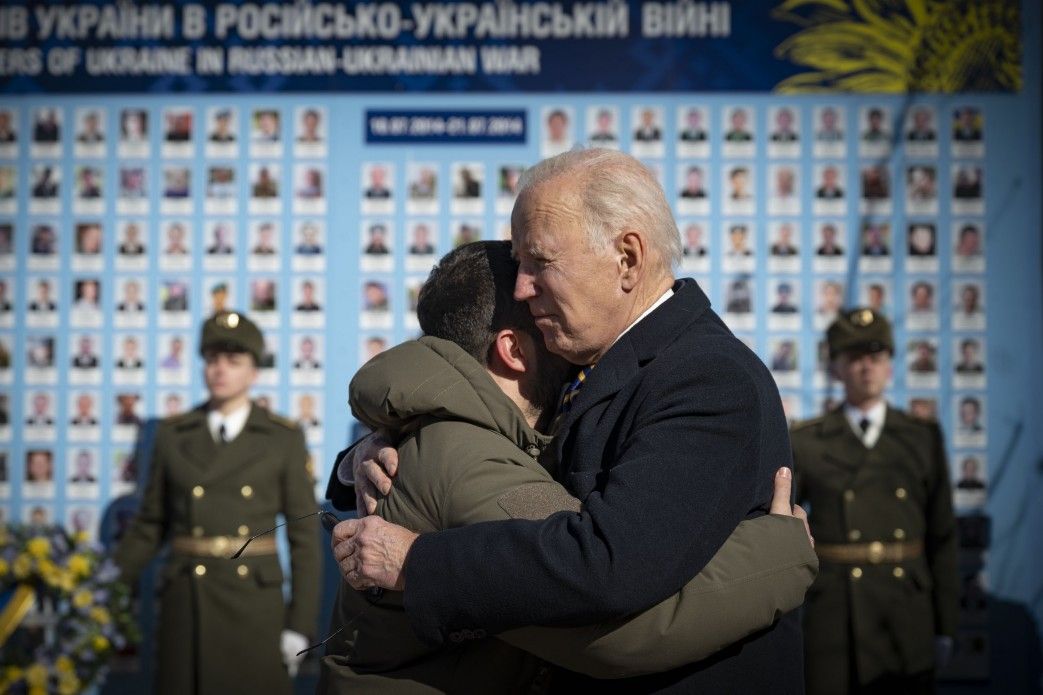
[334,149,806,692]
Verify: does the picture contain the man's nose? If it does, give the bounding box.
[514,270,537,301]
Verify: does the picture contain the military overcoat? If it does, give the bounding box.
[791,406,958,694]
[115,404,321,695]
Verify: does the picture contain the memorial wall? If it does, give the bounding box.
[1,0,1039,685]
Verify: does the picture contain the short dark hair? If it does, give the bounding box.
[417,241,537,364]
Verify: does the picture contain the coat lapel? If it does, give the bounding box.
[176,407,217,475]
[818,408,865,473]
[204,405,272,483]
[552,279,711,473]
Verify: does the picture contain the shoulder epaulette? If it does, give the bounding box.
[892,406,938,429]
[164,408,204,429]
[790,415,826,432]
[266,411,298,430]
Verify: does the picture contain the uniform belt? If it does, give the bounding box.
[171,535,277,558]
[815,540,923,564]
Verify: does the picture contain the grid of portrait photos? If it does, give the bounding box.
[355,152,526,373]
[0,99,991,573]
[0,103,331,528]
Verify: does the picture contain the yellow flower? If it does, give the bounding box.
[5,665,23,680]
[25,663,48,687]
[90,606,111,625]
[0,557,8,576]
[72,531,90,547]
[26,537,50,559]
[772,0,1021,93]
[58,571,76,593]
[55,656,75,674]
[92,634,110,652]
[13,553,32,579]
[73,589,94,609]
[29,687,47,695]
[67,553,91,578]
[57,673,81,695]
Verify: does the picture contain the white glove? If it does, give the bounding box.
[934,635,954,669]
[280,629,309,677]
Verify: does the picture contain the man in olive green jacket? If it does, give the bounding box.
[320,242,817,693]
[115,312,321,695]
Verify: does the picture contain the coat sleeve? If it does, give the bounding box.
[437,454,816,677]
[403,355,777,646]
[282,426,323,638]
[925,422,959,638]
[500,515,818,678]
[113,424,170,586]
[325,445,358,512]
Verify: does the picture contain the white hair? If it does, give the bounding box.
[517,148,682,272]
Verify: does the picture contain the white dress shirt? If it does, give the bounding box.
[612,288,674,348]
[207,402,251,444]
[843,400,886,448]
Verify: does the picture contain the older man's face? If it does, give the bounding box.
[511,180,625,364]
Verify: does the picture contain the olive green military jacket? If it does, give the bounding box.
[791,406,959,693]
[114,404,322,695]
[319,337,818,694]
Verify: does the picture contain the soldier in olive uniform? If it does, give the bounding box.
[114,311,321,695]
[791,308,958,694]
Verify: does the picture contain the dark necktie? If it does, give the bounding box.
[859,418,871,436]
[560,365,594,415]
[219,423,229,444]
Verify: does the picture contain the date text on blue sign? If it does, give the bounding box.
[366,110,526,144]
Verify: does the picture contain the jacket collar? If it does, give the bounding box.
[175,403,275,481]
[821,402,912,439]
[818,406,850,438]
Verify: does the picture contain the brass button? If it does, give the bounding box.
[192,526,204,537]
[893,567,905,579]
[237,564,249,578]
[192,485,204,498]
[895,487,907,500]
[850,567,862,579]
[241,485,253,499]
[238,525,249,536]
[894,528,906,540]
[843,489,855,502]
[867,541,885,564]
[848,529,861,541]
[194,564,207,577]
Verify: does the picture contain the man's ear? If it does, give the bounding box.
[616,230,646,291]
[489,329,529,377]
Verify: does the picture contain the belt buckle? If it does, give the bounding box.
[210,536,230,556]
[867,541,885,564]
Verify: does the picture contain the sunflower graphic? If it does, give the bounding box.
[773,0,1022,93]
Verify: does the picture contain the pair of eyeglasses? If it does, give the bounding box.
[231,509,341,559]
[230,509,381,656]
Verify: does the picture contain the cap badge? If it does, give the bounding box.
[853,309,874,326]
[219,312,240,328]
